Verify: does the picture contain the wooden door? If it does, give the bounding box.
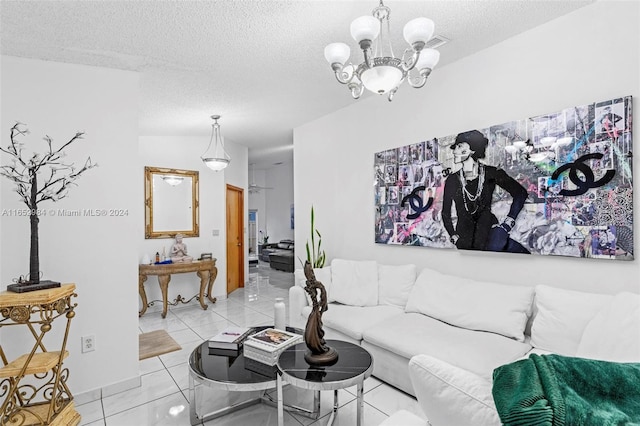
[226,184,244,294]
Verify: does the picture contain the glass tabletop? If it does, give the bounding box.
[277,340,373,386]
[189,326,300,386]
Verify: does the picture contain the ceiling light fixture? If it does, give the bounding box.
[201,115,231,171]
[324,0,441,101]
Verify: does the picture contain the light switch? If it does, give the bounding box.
[212,229,220,236]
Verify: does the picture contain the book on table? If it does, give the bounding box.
[243,328,303,365]
[208,326,253,350]
[208,347,240,357]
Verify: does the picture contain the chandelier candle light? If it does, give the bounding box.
[324,0,441,101]
[201,115,231,171]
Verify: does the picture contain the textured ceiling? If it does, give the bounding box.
[1,0,593,168]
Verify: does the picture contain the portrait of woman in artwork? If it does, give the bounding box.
[442,130,530,253]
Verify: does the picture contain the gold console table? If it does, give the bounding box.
[138,259,217,318]
[0,284,79,426]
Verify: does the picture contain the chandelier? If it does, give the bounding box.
[201,115,231,171]
[324,0,441,101]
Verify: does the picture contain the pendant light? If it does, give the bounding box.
[201,115,231,171]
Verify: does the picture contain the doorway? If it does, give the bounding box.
[226,184,244,295]
[248,209,258,256]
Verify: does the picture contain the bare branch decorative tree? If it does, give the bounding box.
[0,122,97,291]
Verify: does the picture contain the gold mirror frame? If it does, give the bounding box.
[145,166,200,239]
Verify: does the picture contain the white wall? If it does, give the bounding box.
[294,1,640,295]
[1,56,141,394]
[139,135,248,301]
[265,163,294,243]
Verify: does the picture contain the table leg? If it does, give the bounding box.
[158,274,171,319]
[356,382,364,426]
[189,372,198,425]
[196,269,210,311]
[326,390,338,426]
[207,266,218,304]
[277,372,284,426]
[138,274,148,317]
[314,390,321,418]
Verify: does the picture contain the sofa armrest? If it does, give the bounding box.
[408,354,501,426]
[289,285,309,330]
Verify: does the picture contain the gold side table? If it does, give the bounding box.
[138,259,218,318]
[0,284,80,426]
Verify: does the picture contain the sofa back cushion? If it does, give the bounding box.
[405,268,534,342]
[530,285,613,355]
[330,259,378,307]
[277,240,294,249]
[378,264,417,308]
[575,292,639,362]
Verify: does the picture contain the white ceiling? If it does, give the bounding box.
[1,0,593,169]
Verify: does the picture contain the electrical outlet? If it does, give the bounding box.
[82,335,96,353]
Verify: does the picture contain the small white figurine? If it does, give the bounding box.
[170,233,193,263]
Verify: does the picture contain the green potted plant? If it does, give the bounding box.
[305,206,326,268]
[260,230,270,245]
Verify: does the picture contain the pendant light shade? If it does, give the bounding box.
[201,115,231,171]
[350,16,380,43]
[324,42,351,66]
[403,17,435,46]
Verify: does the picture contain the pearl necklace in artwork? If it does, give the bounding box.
[459,163,485,214]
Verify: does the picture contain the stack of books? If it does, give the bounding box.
[208,326,253,356]
[243,328,304,365]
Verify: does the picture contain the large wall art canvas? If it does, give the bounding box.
[374,96,633,260]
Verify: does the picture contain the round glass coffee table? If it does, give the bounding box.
[276,340,374,426]
[188,326,316,425]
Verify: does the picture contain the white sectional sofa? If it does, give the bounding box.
[289,259,640,425]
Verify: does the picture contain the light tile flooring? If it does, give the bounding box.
[77,262,425,425]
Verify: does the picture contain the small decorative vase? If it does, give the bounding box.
[141,254,151,265]
[274,298,286,331]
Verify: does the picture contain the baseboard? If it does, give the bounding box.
[74,375,142,406]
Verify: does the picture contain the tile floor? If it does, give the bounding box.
[76,262,426,425]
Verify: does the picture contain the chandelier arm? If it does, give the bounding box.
[407,74,427,89]
[350,82,364,99]
[333,64,356,85]
[401,48,420,72]
[407,68,432,88]
[387,86,398,102]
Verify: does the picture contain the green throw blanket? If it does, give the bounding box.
[492,354,640,426]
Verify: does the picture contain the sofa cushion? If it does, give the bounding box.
[330,259,378,307]
[378,264,417,308]
[363,313,531,380]
[576,292,640,362]
[530,285,613,355]
[405,268,534,341]
[301,304,403,341]
[408,354,501,426]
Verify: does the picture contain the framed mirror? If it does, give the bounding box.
[145,166,199,239]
